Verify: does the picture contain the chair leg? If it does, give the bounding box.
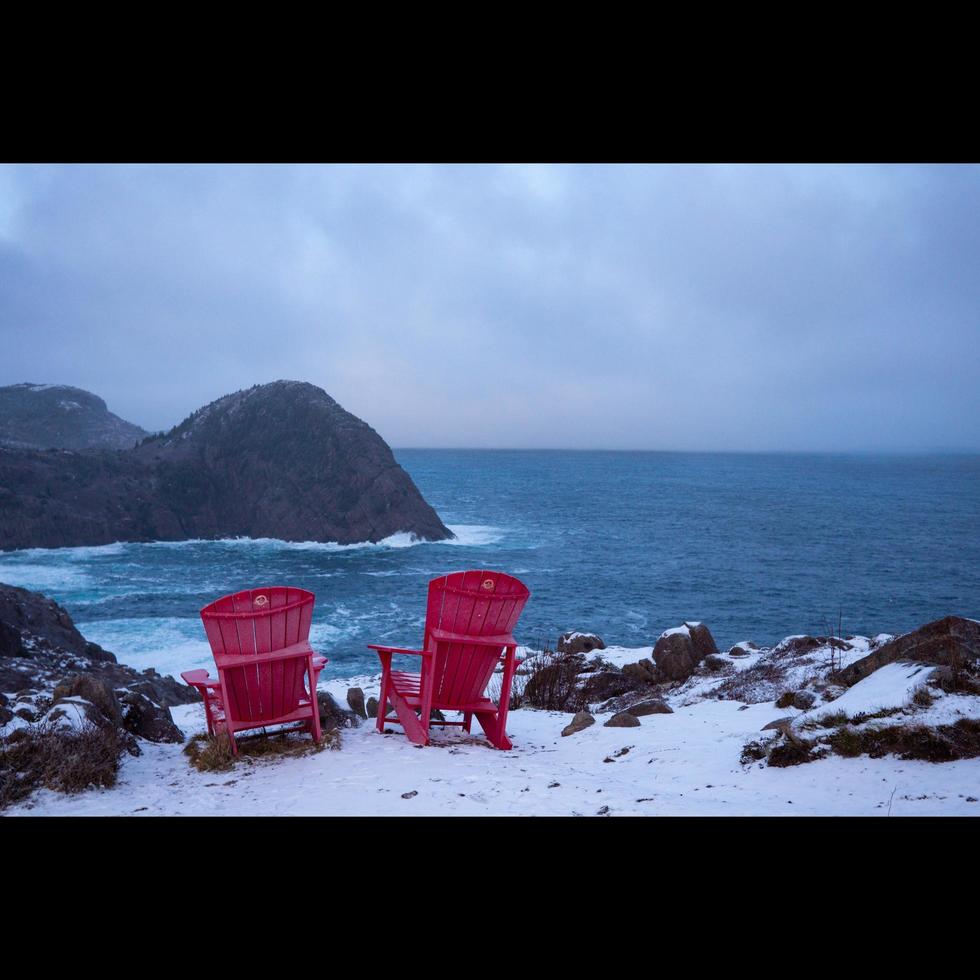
[389,688,430,746]
[463,712,473,733]
[475,710,513,750]
[228,729,239,756]
[377,672,390,733]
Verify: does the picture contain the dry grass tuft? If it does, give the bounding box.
[183,726,334,772]
[1,721,124,809]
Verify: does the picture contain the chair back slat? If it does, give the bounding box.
[423,571,530,706]
[200,586,315,725]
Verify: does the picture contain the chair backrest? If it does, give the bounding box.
[423,570,530,707]
[200,586,315,724]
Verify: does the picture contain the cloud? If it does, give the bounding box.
[0,162,977,450]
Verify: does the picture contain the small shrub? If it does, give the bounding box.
[740,739,769,764]
[829,726,863,757]
[1,721,124,809]
[912,687,935,708]
[520,651,588,712]
[775,691,796,709]
[817,710,850,729]
[768,739,819,767]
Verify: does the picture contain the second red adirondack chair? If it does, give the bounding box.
[368,570,530,750]
[181,586,327,754]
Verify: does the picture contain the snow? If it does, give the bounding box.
[798,661,936,726]
[660,625,691,639]
[6,667,980,817]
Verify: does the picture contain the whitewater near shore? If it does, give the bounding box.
[8,647,980,817]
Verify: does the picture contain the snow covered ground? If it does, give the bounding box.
[7,666,980,817]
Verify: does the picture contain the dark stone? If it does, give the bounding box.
[653,624,714,682]
[347,687,367,719]
[557,631,606,655]
[793,690,817,710]
[629,699,673,716]
[317,691,360,732]
[0,380,451,550]
[581,669,644,702]
[366,696,379,718]
[561,711,596,736]
[0,705,13,724]
[762,716,796,732]
[52,674,123,727]
[119,691,184,743]
[729,642,758,658]
[836,616,980,686]
[603,712,641,728]
[0,383,148,451]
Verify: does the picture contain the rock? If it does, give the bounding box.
[703,655,728,672]
[792,690,816,709]
[430,709,445,722]
[684,622,719,658]
[761,716,796,732]
[773,635,850,659]
[346,687,367,719]
[581,670,645,702]
[0,380,452,550]
[561,711,596,736]
[52,674,123,727]
[557,631,606,655]
[603,711,641,728]
[0,382,148,451]
[653,624,714,682]
[729,641,758,657]
[119,691,184,743]
[836,616,980,686]
[0,705,12,724]
[317,691,360,732]
[366,696,379,718]
[629,699,673,716]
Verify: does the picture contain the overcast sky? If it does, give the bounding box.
[1,163,977,451]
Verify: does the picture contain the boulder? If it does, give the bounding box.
[366,696,379,718]
[557,631,606,655]
[119,691,184,743]
[317,691,360,732]
[836,616,980,686]
[761,716,796,732]
[347,687,367,719]
[653,623,716,682]
[580,670,644,702]
[629,699,673,716]
[51,674,123,727]
[603,712,641,728]
[729,641,758,658]
[561,711,596,737]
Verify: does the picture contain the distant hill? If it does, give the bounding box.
[0,383,148,451]
[0,380,453,550]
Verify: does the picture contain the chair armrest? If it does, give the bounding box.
[367,644,431,657]
[312,655,328,668]
[429,629,518,648]
[181,669,221,689]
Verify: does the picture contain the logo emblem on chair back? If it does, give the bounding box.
[254,594,268,607]
[482,578,495,590]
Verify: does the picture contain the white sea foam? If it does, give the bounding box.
[0,563,90,591]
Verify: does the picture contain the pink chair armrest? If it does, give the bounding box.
[428,629,518,648]
[181,669,221,689]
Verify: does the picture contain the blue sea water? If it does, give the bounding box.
[1,450,978,682]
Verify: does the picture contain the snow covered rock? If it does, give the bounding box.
[835,616,980,686]
[557,631,606,655]
[652,622,717,682]
[119,691,184,743]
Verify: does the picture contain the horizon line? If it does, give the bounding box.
[391,446,980,455]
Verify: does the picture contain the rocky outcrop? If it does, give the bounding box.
[0,380,452,550]
[0,583,198,717]
[0,383,148,451]
[630,698,673,716]
[603,711,640,728]
[557,631,606,655]
[836,616,980,686]
[652,622,718,682]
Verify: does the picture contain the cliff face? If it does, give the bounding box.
[0,383,148,451]
[0,381,452,550]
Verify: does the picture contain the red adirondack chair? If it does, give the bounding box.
[181,586,327,754]
[368,570,530,750]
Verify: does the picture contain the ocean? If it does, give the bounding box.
[1,450,978,681]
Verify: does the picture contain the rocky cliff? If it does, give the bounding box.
[0,380,452,550]
[0,383,148,451]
